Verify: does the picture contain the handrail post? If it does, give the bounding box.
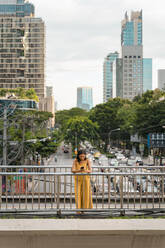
[120,175,125,216]
[57,175,60,210]
[120,175,124,209]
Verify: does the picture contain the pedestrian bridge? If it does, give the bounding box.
[0,165,165,216]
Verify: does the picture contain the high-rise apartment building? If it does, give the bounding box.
[46,86,53,97]
[39,96,55,128]
[121,11,143,100]
[39,85,55,127]
[158,69,165,90]
[103,51,119,102]
[143,58,152,92]
[77,87,93,111]
[0,0,45,99]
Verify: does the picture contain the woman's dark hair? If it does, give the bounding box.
[76,149,87,162]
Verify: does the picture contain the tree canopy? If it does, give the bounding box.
[55,90,165,152]
[55,107,88,129]
[64,116,99,150]
[0,88,39,102]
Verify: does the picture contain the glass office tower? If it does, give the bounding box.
[121,11,143,100]
[143,58,152,92]
[103,51,119,102]
[77,87,93,111]
[0,0,34,17]
[112,58,123,98]
[0,0,45,99]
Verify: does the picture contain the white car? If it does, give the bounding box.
[110,159,118,166]
[116,154,125,160]
[127,159,137,166]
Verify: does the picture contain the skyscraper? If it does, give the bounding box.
[77,87,93,111]
[158,69,165,90]
[121,11,143,100]
[103,51,119,102]
[46,86,53,97]
[103,11,152,101]
[143,58,152,92]
[112,58,123,98]
[0,0,45,99]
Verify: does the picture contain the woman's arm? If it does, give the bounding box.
[86,159,92,173]
[72,160,81,173]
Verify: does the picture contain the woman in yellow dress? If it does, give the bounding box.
[72,150,93,211]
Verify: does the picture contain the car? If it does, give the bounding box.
[63,148,69,153]
[130,156,136,160]
[110,159,118,166]
[63,145,69,153]
[98,160,102,165]
[110,148,116,153]
[135,156,142,162]
[94,152,101,159]
[118,160,127,166]
[136,161,143,166]
[116,154,125,160]
[127,159,137,166]
[135,156,143,165]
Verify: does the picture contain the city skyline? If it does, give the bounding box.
[103,11,153,102]
[31,0,165,110]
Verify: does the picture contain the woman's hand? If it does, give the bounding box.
[86,159,92,173]
[72,169,84,173]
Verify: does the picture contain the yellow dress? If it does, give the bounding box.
[74,160,93,209]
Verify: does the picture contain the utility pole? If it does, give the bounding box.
[3,107,7,165]
[21,121,25,165]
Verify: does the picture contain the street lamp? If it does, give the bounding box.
[108,128,120,149]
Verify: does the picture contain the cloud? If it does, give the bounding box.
[31,0,165,109]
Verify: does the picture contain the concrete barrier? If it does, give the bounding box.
[0,219,165,248]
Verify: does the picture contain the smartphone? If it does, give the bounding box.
[81,166,84,170]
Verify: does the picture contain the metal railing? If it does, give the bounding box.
[0,165,165,214]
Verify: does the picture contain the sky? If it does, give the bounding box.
[31,0,165,110]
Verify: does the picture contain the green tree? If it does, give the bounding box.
[134,98,165,136]
[64,117,99,150]
[116,102,137,146]
[0,109,58,164]
[89,98,131,150]
[55,107,88,129]
[133,89,165,104]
